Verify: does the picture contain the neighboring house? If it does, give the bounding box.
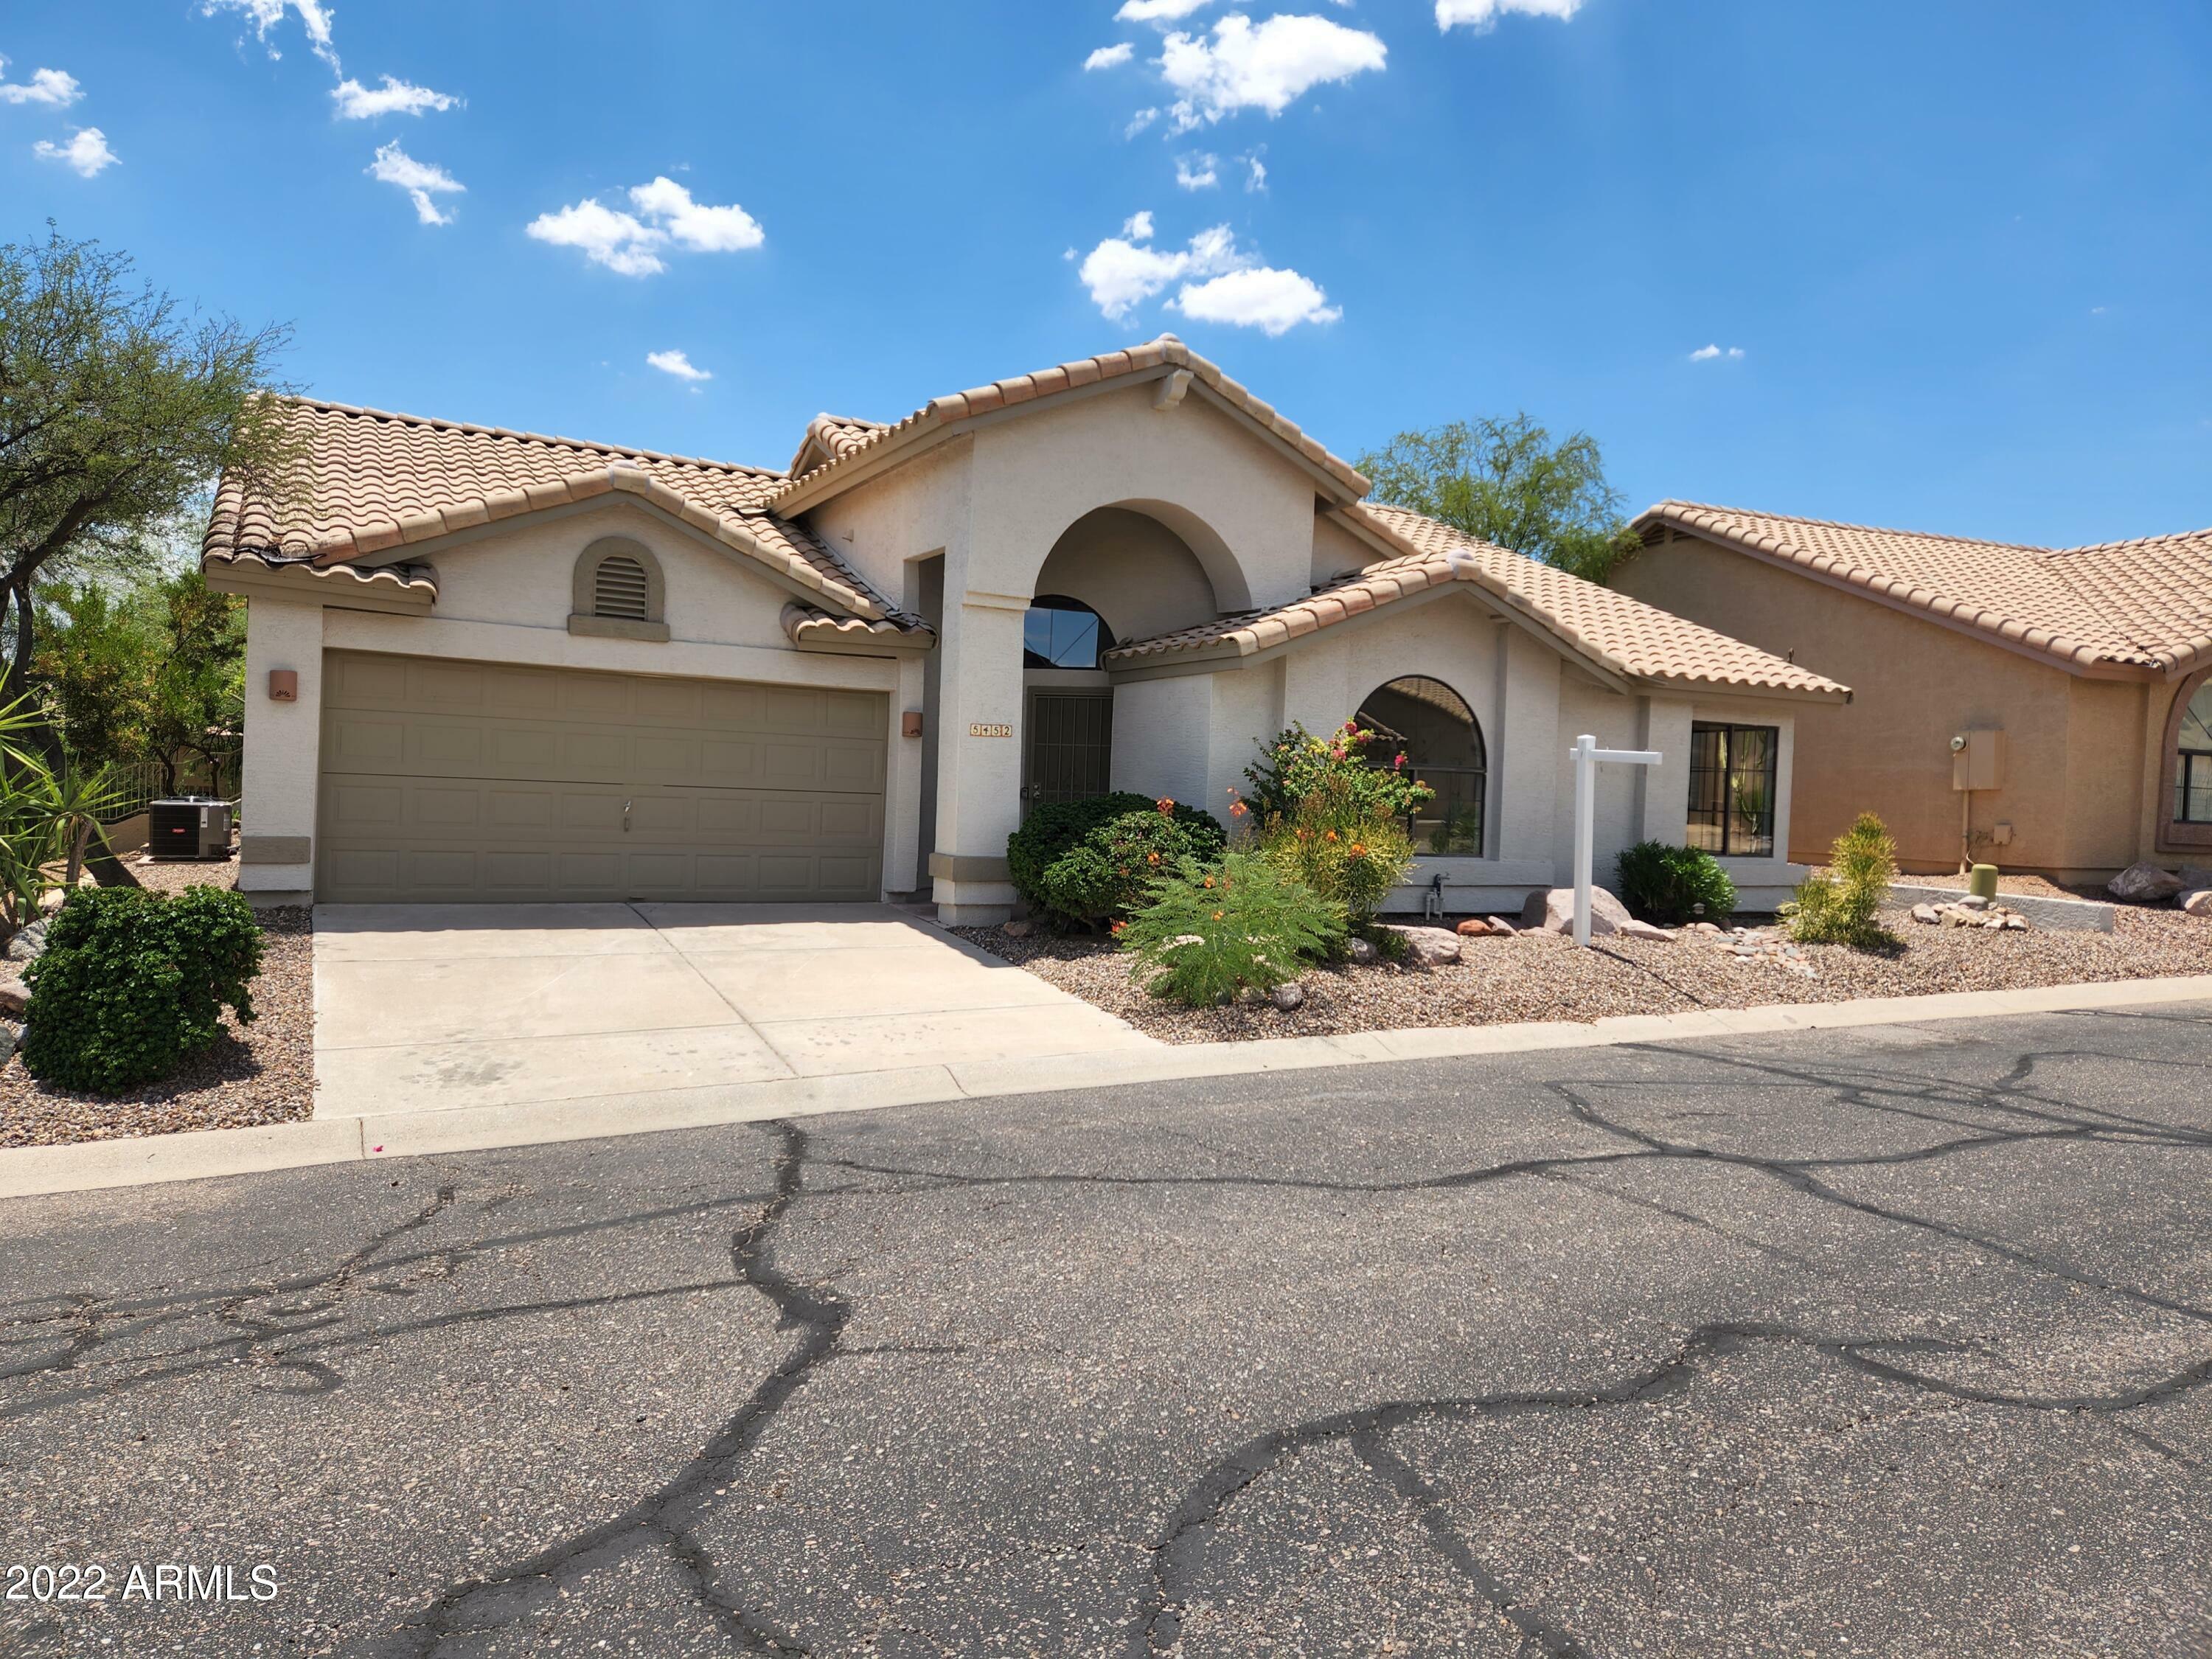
[1619,503,2212,879]
[204,338,1843,922]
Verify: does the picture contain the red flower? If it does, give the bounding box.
[1155,796,1175,816]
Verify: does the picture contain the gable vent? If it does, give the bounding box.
[593,553,652,621]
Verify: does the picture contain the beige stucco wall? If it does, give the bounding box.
[232,500,919,900]
[1615,532,2154,875]
[1033,507,1220,645]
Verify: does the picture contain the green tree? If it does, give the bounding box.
[1357,414,1641,584]
[142,568,244,793]
[29,578,159,766]
[0,227,293,757]
[31,567,243,791]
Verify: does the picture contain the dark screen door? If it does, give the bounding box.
[1023,692,1113,812]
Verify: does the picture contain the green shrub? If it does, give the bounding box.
[22,886,265,1093]
[1242,720,1435,827]
[1614,841,1738,927]
[1116,851,1346,1006]
[1262,807,1415,926]
[1789,812,1898,948]
[1007,793,1224,931]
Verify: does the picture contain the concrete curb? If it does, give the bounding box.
[6,974,2211,1202]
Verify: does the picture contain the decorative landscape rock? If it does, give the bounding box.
[1455,917,1492,936]
[1915,896,2031,931]
[1268,981,1306,1011]
[2182,889,2212,919]
[4,920,50,964]
[1615,919,1678,942]
[0,967,27,1018]
[1520,886,1634,936]
[1383,925,1463,967]
[1345,937,1378,965]
[1000,919,1033,939]
[2107,863,2183,903]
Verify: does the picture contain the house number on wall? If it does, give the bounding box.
[968,723,1013,738]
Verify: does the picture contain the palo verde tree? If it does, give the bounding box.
[1,226,293,762]
[1357,414,1641,585]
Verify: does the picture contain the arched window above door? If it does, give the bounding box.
[1355,675,1486,855]
[1023,595,1114,670]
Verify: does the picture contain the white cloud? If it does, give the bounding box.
[1117,0,1215,20]
[333,74,459,118]
[1244,150,1268,191]
[1176,152,1220,190]
[1077,220,1245,322]
[628,176,764,252]
[1124,106,1161,138]
[528,178,764,276]
[367,141,462,224]
[1172,265,1340,334]
[1123,209,1156,240]
[0,59,83,106]
[1160,13,1386,131]
[32,128,118,177]
[1084,42,1135,71]
[1688,344,1745,362]
[647,349,712,383]
[1436,0,1584,30]
[528,200,664,275]
[200,0,340,69]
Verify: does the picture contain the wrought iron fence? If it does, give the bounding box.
[95,753,241,824]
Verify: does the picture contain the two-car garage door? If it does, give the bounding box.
[317,651,886,903]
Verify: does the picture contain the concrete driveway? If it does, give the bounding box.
[312,902,1155,1121]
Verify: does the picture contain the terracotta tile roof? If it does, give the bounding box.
[203,549,440,602]
[767,335,1370,509]
[779,602,934,650]
[203,397,906,622]
[785,413,889,479]
[1107,504,1850,702]
[1636,501,2212,677]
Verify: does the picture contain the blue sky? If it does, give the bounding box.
[4,1,2208,547]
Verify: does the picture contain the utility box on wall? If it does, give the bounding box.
[1952,728,2005,792]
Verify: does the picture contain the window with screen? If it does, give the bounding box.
[2177,680,2212,824]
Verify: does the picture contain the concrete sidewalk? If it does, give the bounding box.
[3,969,2209,1200]
[312,902,1156,1119]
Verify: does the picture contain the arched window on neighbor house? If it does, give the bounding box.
[1355,676,1487,855]
[2174,672,2212,827]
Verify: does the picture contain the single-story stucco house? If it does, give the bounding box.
[204,337,1846,922]
[1619,502,2212,880]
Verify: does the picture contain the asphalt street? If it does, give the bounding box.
[4,1004,2211,1657]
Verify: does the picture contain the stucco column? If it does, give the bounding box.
[237,598,326,899]
[929,591,1026,922]
[881,652,928,898]
[1634,696,1695,845]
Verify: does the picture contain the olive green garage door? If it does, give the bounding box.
[316,651,886,903]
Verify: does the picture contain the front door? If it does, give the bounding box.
[1023,690,1113,814]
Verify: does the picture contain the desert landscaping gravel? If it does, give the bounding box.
[0,858,315,1149]
[958,902,2212,1043]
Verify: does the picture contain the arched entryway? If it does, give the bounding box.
[1019,508,1224,815]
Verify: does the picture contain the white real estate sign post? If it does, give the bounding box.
[1569,732,1663,947]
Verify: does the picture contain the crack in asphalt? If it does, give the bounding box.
[380,1119,838,1658]
[5,1026,2211,1654]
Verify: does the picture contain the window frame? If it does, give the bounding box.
[1686,720,1780,858]
[1023,595,1114,671]
[568,537,669,642]
[1353,675,1488,858]
[2162,667,2212,847]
